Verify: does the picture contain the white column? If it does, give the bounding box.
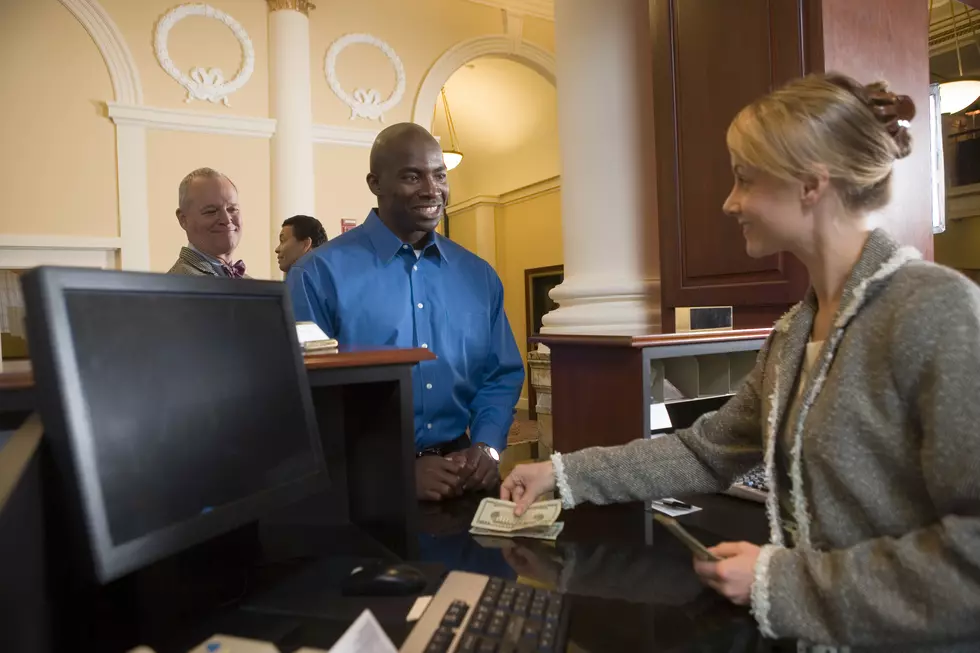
[542,0,660,335]
[268,1,316,276]
[113,122,150,271]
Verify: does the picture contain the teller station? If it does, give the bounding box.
[0,267,429,653]
[0,266,777,653]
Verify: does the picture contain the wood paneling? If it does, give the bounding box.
[651,0,810,314]
[810,0,934,259]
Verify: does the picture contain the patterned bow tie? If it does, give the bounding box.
[222,260,246,278]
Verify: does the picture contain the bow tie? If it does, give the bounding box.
[222,260,247,278]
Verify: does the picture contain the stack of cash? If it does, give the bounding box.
[469,497,564,541]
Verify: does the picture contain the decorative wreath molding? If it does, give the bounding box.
[154,3,255,106]
[325,33,406,122]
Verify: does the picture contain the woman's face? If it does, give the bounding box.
[722,160,809,259]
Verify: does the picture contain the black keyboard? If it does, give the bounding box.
[724,465,769,503]
[400,571,569,653]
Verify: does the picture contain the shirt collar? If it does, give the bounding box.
[363,210,451,265]
[188,244,225,269]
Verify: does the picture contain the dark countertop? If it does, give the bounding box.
[121,492,780,653]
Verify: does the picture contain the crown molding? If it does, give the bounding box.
[448,176,560,214]
[312,123,380,147]
[106,103,276,138]
[462,0,553,21]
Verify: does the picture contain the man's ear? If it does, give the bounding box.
[175,208,188,229]
[366,172,381,197]
[302,238,313,253]
[801,165,830,207]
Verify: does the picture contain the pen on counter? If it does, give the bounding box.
[657,499,692,510]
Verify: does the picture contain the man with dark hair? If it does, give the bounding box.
[276,214,327,273]
[286,123,524,502]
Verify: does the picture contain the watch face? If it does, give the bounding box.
[484,445,500,462]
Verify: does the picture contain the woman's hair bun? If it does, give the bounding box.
[861,82,915,160]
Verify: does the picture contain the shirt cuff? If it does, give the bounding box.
[470,428,507,453]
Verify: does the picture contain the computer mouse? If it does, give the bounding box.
[341,562,427,597]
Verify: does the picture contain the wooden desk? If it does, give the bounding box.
[533,329,770,453]
[0,346,435,559]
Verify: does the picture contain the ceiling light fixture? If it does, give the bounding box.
[440,88,463,170]
[937,0,980,113]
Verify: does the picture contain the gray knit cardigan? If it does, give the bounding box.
[553,229,980,652]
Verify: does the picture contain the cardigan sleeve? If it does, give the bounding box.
[752,273,980,646]
[554,335,771,508]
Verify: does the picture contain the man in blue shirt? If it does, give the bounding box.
[286,123,524,501]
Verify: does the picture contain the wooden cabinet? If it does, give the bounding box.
[651,0,811,329]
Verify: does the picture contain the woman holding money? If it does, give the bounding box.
[501,72,980,652]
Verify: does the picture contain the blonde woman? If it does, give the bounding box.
[501,73,980,652]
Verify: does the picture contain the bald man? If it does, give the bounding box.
[286,123,524,502]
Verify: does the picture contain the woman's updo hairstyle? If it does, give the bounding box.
[726,72,916,213]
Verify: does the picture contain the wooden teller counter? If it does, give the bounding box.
[533,328,772,453]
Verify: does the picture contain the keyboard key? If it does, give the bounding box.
[516,640,538,653]
[442,600,469,627]
[544,601,562,622]
[468,610,489,634]
[522,619,542,640]
[457,633,480,653]
[538,631,556,652]
[478,638,497,653]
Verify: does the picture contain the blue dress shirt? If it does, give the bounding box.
[286,211,524,453]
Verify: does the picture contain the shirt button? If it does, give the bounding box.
[417,303,424,309]
[402,244,410,250]
[426,423,433,430]
[426,383,433,390]
[413,265,418,271]
[421,343,428,349]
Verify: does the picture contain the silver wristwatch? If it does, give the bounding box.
[476,443,500,464]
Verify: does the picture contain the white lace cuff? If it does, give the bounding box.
[551,452,576,509]
[750,543,781,639]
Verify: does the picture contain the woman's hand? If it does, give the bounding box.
[693,541,761,606]
[500,461,556,516]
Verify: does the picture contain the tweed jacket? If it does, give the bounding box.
[553,229,980,652]
[168,246,249,278]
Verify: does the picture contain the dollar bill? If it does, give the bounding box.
[470,497,561,533]
[469,522,564,542]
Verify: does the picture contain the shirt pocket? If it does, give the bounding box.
[458,310,492,373]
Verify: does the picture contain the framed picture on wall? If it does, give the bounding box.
[524,265,563,420]
[525,265,563,338]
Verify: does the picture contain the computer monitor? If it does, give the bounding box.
[22,267,329,584]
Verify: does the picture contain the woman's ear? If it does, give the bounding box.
[800,165,831,207]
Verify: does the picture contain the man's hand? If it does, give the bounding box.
[448,444,500,492]
[415,455,465,501]
[692,541,761,606]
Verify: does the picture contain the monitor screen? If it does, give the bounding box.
[23,269,328,583]
[65,290,320,546]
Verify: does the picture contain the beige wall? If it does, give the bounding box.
[0,0,554,278]
[495,189,563,402]
[0,0,118,237]
[435,58,560,202]
[448,206,480,253]
[146,131,271,277]
[100,0,271,117]
[935,218,980,271]
[314,145,376,238]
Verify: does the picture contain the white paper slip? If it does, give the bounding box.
[296,322,338,352]
[406,596,433,622]
[649,498,702,517]
[329,609,398,653]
